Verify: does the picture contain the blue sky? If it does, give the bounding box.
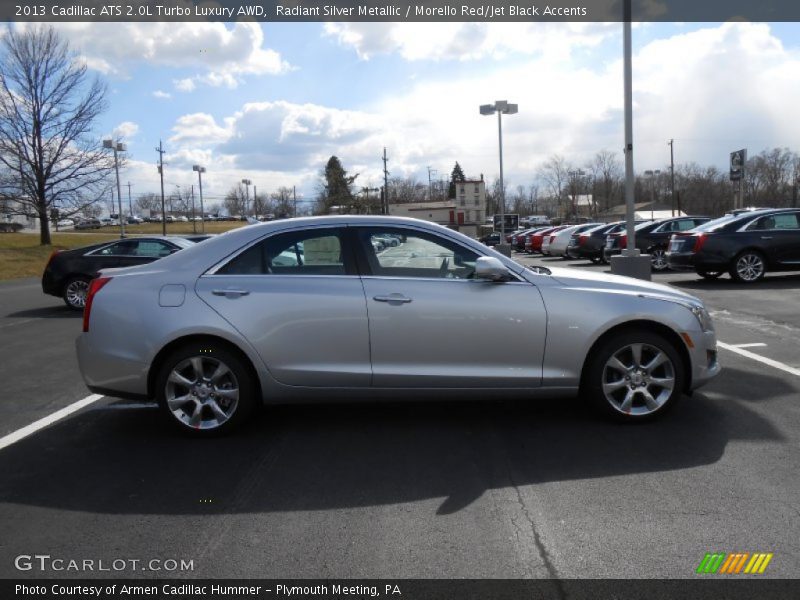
[11,20,800,210]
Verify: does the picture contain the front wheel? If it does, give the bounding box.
[156,343,257,436]
[583,331,685,421]
[650,248,669,271]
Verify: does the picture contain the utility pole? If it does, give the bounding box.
[127,182,133,218]
[253,185,258,219]
[382,148,390,215]
[293,185,297,217]
[156,140,166,235]
[427,166,437,201]
[668,139,676,216]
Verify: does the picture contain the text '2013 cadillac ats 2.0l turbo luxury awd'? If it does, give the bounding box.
[76,216,720,436]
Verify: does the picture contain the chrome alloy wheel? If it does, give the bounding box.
[601,343,676,416]
[165,356,239,430]
[650,249,668,271]
[64,279,89,309]
[736,253,765,282]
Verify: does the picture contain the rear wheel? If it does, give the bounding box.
[156,343,257,436]
[730,250,765,283]
[63,276,90,310]
[583,331,684,421]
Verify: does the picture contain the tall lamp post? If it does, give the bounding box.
[241,179,252,219]
[103,139,126,238]
[193,165,206,232]
[480,100,518,257]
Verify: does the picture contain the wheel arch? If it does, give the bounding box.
[579,319,692,393]
[147,334,264,403]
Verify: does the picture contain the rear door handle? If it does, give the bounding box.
[373,294,412,304]
[760,236,773,240]
[212,289,250,298]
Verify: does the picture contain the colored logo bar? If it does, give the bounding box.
[697,552,773,574]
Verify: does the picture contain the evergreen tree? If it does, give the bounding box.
[447,162,466,199]
[317,156,358,214]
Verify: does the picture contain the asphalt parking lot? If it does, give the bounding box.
[1,258,799,581]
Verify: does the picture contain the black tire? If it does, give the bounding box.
[590,257,602,264]
[582,330,685,422]
[697,270,723,280]
[729,250,766,283]
[649,247,669,271]
[62,276,91,310]
[155,342,257,436]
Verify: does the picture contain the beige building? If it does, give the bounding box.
[389,176,486,238]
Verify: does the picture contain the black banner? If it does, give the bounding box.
[4,579,800,600]
[5,0,800,23]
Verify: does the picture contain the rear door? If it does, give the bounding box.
[354,225,547,388]
[196,226,371,387]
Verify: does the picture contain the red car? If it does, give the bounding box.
[527,226,566,254]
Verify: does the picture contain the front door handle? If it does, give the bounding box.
[373,294,412,304]
[212,289,250,298]
[760,236,773,240]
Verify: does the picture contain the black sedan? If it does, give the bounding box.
[42,236,195,309]
[667,208,800,282]
[567,221,630,263]
[603,216,710,270]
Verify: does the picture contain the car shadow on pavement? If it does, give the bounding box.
[4,306,81,319]
[0,384,784,518]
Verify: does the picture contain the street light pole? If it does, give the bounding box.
[103,139,126,238]
[193,165,206,233]
[480,100,518,257]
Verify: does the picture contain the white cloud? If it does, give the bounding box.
[152,90,172,100]
[113,121,139,140]
[23,22,291,89]
[169,113,233,146]
[173,78,196,93]
[324,22,615,62]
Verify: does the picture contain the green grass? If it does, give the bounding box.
[0,221,244,280]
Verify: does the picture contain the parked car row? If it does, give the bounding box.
[603,217,712,270]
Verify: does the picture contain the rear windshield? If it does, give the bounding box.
[691,214,743,232]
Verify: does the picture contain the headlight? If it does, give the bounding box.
[691,305,715,333]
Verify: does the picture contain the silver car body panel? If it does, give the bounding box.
[75,216,719,403]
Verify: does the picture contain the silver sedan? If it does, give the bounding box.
[76,216,720,436]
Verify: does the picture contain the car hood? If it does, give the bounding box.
[536,266,702,306]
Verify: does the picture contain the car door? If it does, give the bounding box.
[764,212,800,265]
[195,226,371,387]
[354,226,547,388]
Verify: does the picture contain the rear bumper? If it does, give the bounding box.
[76,334,151,399]
[667,252,728,272]
[41,270,60,297]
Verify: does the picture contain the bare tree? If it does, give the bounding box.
[270,186,294,218]
[539,154,570,217]
[0,25,114,244]
[135,192,162,215]
[224,183,248,217]
[589,150,622,214]
[387,176,427,204]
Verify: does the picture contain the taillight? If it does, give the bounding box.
[578,235,588,246]
[693,233,708,253]
[82,276,112,333]
[619,234,627,249]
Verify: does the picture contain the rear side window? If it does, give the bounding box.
[217,229,349,276]
[745,213,799,231]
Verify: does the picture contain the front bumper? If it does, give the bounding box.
[686,329,721,391]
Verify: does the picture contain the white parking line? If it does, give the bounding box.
[731,343,767,349]
[718,342,800,378]
[0,394,104,452]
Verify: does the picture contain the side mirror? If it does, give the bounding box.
[475,256,513,282]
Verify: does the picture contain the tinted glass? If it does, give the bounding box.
[359,228,480,279]
[218,229,346,276]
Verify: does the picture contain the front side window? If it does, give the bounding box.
[217,228,348,275]
[358,228,480,279]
